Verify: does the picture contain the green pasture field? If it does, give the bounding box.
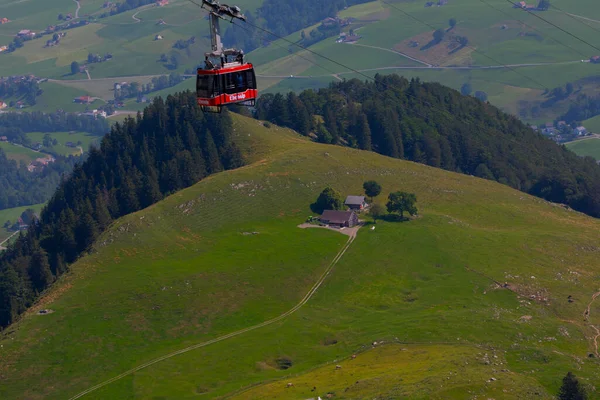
[3,114,600,399]
[0,141,40,163]
[583,115,600,134]
[0,203,44,244]
[26,131,102,155]
[565,137,600,160]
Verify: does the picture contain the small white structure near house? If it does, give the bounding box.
[155,34,163,40]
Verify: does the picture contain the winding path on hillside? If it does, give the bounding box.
[67,227,359,400]
[73,0,81,19]
[583,290,600,357]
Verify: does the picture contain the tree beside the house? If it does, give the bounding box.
[363,180,382,201]
[314,187,344,214]
[538,0,550,11]
[369,203,386,222]
[386,191,418,219]
[70,61,80,75]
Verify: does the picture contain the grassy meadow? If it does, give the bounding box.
[565,137,600,160]
[26,131,101,155]
[0,141,40,163]
[2,114,600,399]
[0,203,44,244]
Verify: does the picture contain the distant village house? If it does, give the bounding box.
[27,156,56,172]
[0,18,10,24]
[0,136,8,142]
[591,56,600,64]
[74,95,93,104]
[16,29,35,38]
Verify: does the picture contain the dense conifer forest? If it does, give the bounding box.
[255,75,600,218]
[0,92,243,329]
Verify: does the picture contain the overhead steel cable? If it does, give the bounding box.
[477,0,592,60]
[548,3,600,36]
[187,0,340,77]
[500,0,600,53]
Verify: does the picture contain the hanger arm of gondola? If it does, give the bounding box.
[196,0,257,113]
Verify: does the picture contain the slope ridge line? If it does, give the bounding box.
[67,229,358,399]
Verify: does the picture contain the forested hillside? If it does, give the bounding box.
[0,150,77,210]
[0,112,109,210]
[255,74,600,218]
[0,92,243,328]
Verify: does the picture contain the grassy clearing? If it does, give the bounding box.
[0,141,40,163]
[2,115,600,399]
[565,137,600,160]
[231,344,551,399]
[26,131,101,155]
[583,115,600,134]
[0,203,44,244]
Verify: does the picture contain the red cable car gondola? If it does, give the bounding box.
[197,0,257,113]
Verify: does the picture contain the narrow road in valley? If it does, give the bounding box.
[67,228,359,400]
[85,69,91,80]
[347,43,432,67]
[73,0,81,19]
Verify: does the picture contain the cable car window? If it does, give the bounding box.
[245,70,255,89]
[197,75,210,98]
[197,75,218,98]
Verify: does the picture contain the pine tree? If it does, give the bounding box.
[139,170,162,208]
[118,176,140,215]
[355,113,372,151]
[93,189,112,230]
[558,372,587,400]
[29,249,53,292]
[75,212,99,253]
[202,130,222,174]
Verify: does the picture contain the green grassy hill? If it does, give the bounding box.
[2,114,600,399]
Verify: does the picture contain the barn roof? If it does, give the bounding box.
[345,195,365,205]
[321,210,354,224]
